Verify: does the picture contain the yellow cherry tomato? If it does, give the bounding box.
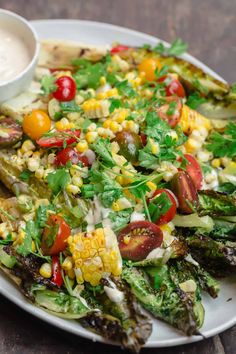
[138,57,162,81]
[23,110,51,140]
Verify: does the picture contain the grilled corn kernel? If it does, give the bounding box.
[85,131,98,143]
[67,268,76,279]
[103,119,112,128]
[39,263,52,278]
[72,175,83,187]
[112,197,132,211]
[35,168,45,179]
[55,118,75,131]
[110,121,121,133]
[211,158,221,168]
[111,141,119,154]
[76,140,88,153]
[150,139,160,155]
[146,181,157,192]
[99,76,106,85]
[27,158,40,172]
[62,256,73,271]
[21,140,35,153]
[66,184,80,195]
[31,241,36,253]
[122,120,139,133]
[113,109,128,123]
[185,138,202,153]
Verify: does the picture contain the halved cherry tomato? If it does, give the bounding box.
[52,76,77,102]
[156,96,182,128]
[170,171,199,214]
[52,256,63,287]
[118,221,163,261]
[178,154,203,190]
[115,130,142,164]
[55,147,89,167]
[158,75,186,98]
[36,129,81,148]
[23,110,51,140]
[110,45,129,54]
[41,215,71,256]
[148,189,178,225]
[138,58,162,82]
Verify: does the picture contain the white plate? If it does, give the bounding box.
[1,19,235,348]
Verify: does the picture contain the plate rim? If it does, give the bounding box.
[1,18,234,349]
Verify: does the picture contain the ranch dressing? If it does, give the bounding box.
[0,28,30,83]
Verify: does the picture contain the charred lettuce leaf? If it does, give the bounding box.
[198,190,236,217]
[122,266,200,335]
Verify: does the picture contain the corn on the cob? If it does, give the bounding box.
[180,105,212,135]
[82,98,110,118]
[68,227,122,286]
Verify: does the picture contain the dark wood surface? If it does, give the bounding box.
[0,0,235,353]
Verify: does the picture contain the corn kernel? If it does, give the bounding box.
[21,140,35,153]
[111,141,119,154]
[62,256,73,271]
[185,138,202,153]
[39,263,52,278]
[31,241,36,253]
[99,76,106,85]
[66,184,80,195]
[110,121,121,133]
[211,159,221,168]
[146,181,157,192]
[76,140,88,153]
[55,118,75,131]
[150,139,160,155]
[72,175,83,187]
[103,119,112,128]
[67,268,76,279]
[85,131,98,143]
[27,157,40,172]
[35,168,44,179]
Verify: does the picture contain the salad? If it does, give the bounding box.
[0,38,236,352]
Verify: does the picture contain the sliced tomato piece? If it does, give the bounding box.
[148,188,178,225]
[110,45,129,54]
[41,215,71,256]
[36,129,81,148]
[178,154,203,190]
[118,221,163,261]
[156,96,182,128]
[55,147,89,166]
[170,171,199,214]
[158,75,185,98]
[52,256,63,287]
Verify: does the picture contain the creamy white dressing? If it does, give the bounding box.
[103,279,124,303]
[0,28,31,83]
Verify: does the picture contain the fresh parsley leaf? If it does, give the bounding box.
[148,192,172,223]
[153,38,187,56]
[36,205,52,228]
[129,178,151,198]
[92,138,115,167]
[60,101,82,113]
[41,76,56,95]
[142,44,152,50]
[0,234,13,245]
[217,183,236,195]
[47,168,71,195]
[73,62,106,89]
[192,78,209,95]
[19,170,32,182]
[115,80,136,98]
[166,100,177,116]
[167,38,188,56]
[109,98,122,113]
[17,226,33,256]
[186,92,207,109]
[154,65,169,79]
[206,122,236,158]
[139,150,159,168]
[109,208,133,231]
[231,83,236,93]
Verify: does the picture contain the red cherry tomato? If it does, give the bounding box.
[156,96,182,128]
[36,129,81,148]
[52,256,63,287]
[41,215,71,256]
[148,189,178,225]
[110,45,129,54]
[118,221,163,261]
[52,76,77,101]
[55,147,89,167]
[178,154,203,190]
[158,76,185,98]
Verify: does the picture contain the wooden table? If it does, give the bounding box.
[0,0,235,353]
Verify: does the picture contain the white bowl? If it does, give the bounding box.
[0,9,40,103]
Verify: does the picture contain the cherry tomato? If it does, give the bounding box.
[148,189,178,225]
[170,171,199,214]
[158,75,186,98]
[178,154,203,190]
[110,45,129,54]
[55,147,89,167]
[156,96,182,128]
[36,129,81,148]
[41,215,71,256]
[52,256,63,287]
[118,221,163,261]
[138,58,162,82]
[52,76,77,102]
[23,110,51,140]
[115,130,142,164]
